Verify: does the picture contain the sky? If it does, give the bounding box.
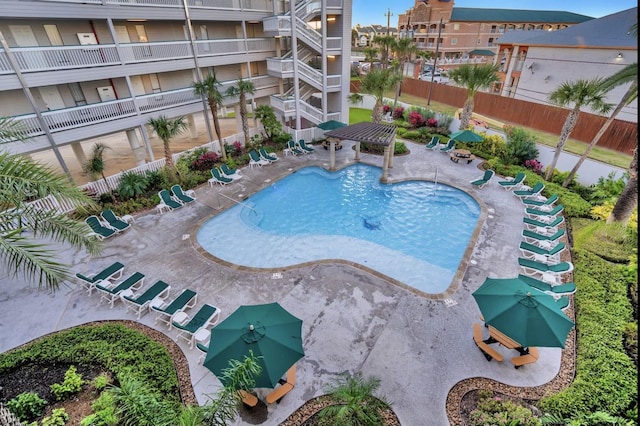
[351,0,638,27]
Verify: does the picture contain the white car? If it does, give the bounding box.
[418,72,449,84]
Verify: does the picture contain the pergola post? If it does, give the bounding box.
[355,142,361,162]
[388,140,395,168]
[380,144,391,183]
[329,137,337,171]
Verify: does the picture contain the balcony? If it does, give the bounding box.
[34,0,274,12]
[0,38,274,75]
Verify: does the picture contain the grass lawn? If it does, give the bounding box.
[354,91,634,169]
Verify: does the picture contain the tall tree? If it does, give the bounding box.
[82,143,115,201]
[545,79,612,181]
[358,67,404,123]
[607,147,637,225]
[372,35,395,67]
[448,63,500,130]
[562,63,637,187]
[391,37,418,108]
[147,115,188,169]
[0,117,101,290]
[193,73,228,161]
[225,78,255,147]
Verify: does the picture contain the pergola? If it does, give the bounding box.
[324,122,397,182]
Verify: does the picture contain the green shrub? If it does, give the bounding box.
[502,126,539,166]
[117,171,148,199]
[93,373,112,391]
[402,130,421,141]
[589,172,628,205]
[51,365,85,401]
[395,127,407,136]
[469,391,540,426]
[80,391,118,426]
[7,392,47,422]
[41,408,70,426]
[394,141,408,154]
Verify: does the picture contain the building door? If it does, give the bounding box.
[39,86,65,111]
[114,26,131,43]
[43,25,63,46]
[9,25,38,46]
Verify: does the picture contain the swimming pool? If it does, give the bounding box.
[197,163,481,294]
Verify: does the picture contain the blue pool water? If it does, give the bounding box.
[197,163,480,294]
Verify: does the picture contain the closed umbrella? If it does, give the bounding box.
[448,129,484,143]
[204,302,304,388]
[472,277,574,348]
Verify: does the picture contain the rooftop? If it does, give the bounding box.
[451,7,593,24]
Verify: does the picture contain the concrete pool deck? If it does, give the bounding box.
[0,140,570,425]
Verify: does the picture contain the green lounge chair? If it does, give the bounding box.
[196,339,209,364]
[470,169,494,189]
[425,136,440,150]
[158,189,183,211]
[522,193,559,207]
[525,204,564,219]
[519,241,566,260]
[513,182,544,198]
[298,139,314,153]
[497,172,526,190]
[517,274,576,295]
[95,272,145,308]
[249,150,270,168]
[221,163,243,180]
[286,140,304,156]
[209,168,233,186]
[259,147,279,162]
[518,257,574,277]
[122,280,171,319]
[171,184,196,204]
[100,209,130,232]
[521,228,565,245]
[85,215,117,240]
[151,288,198,328]
[75,261,125,295]
[439,139,456,153]
[172,303,221,348]
[523,215,564,230]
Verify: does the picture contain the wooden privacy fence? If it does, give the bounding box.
[353,78,637,155]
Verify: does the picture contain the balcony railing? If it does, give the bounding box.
[35,0,274,12]
[270,95,297,114]
[1,38,273,74]
[11,75,278,138]
[513,60,525,72]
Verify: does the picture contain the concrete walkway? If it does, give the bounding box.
[0,142,567,425]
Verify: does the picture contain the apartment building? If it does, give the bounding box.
[493,7,637,123]
[397,0,592,63]
[0,0,352,180]
[352,24,398,47]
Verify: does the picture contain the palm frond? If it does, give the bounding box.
[0,117,28,144]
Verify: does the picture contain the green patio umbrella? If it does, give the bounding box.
[448,129,484,143]
[204,302,304,388]
[317,120,348,131]
[472,277,574,348]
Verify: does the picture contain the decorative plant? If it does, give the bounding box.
[392,106,404,120]
[117,171,148,199]
[318,373,389,426]
[7,392,47,422]
[524,159,543,175]
[50,365,86,401]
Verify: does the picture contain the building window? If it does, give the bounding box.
[453,24,460,30]
[488,38,494,47]
[451,38,457,45]
[477,39,481,44]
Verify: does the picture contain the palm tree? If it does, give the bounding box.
[372,35,395,67]
[1,118,101,290]
[147,115,188,169]
[359,68,403,123]
[608,147,637,225]
[317,373,389,426]
[561,63,637,187]
[545,79,613,181]
[225,78,255,147]
[448,63,500,130]
[193,73,227,161]
[391,37,418,108]
[82,143,115,201]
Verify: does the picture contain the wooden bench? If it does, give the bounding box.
[238,390,258,407]
[473,323,504,362]
[266,365,296,404]
[511,347,539,369]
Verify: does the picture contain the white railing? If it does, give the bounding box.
[295,17,322,52]
[326,37,342,50]
[266,57,294,75]
[299,99,322,123]
[295,0,320,20]
[10,45,120,72]
[0,50,11,73]
[246,38,276,53]
[25,195,81,215]
[35,0,274,9]
[118,41,192,63]
[41,99,136,134]
[297,61,323,88]
[286,125,324,142]
[136,88,200,112]
[514,60,525,72]
[326,0,342,8]
[80,127,260,196]
[326,74,341,87]
[270,95,297,114]
[263,16,291,33]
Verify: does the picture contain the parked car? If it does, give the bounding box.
[418,71,450,84]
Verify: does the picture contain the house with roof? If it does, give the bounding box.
[397,0,592,63]
[353,24,398,47]
[494,7,637,123]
